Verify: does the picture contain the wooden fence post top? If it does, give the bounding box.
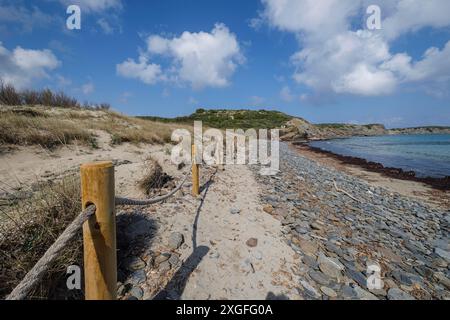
[81,161,113,169]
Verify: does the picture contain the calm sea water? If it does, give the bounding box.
[309,134,450,178]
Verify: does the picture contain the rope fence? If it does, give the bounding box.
[6,147,200,300]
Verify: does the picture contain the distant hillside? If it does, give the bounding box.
[141,108,450,141]
[139,109,293,130]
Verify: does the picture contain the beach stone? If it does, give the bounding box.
[434,248,450,261]
[434,272,450,289]
[230,207,240,214]
[296,239,318,256]
[346,268,367,288]
[302,255,319,269]
[128,270,146,285]
[300,280,321,299]
[124,257,146,271]
[387,288,415,300]
[168,232,184,249]
[168,254,180,267]
[159,261,171,272]
[318,253,344,279]
[263,205,274,214]
[246,238,258,247]
[341,285,356,299]
[309,270,331,285]
[154,252,171,265]
[129,286,143,299]
[320,286,337,298]
[353,286,379,300]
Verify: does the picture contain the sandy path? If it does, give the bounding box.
[162,164,300,300]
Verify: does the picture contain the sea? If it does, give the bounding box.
[309,134,450,178]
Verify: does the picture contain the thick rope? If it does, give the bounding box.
[6,170,190,299]
[115,170,190,206]
[6,205,96,300]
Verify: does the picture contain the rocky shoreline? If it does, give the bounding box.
[251,142,450,300]
[296,143,450,191]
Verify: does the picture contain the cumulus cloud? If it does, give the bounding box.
[259,0,450,97]
[118,23,244,89]
[116,56,162,85]
[0,42,60,88]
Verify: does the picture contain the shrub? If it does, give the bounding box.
[0,81,22,106]
[0,175,84,299]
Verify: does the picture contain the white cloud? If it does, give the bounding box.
[259,0,450,97]
[382,0,450,40]
[0,3,56,33]
[116,56,162,85]
[57,0,122,13]
[81,81,94,94]
[250,95,265,106]
[280,85,294,102]
[97,18,114,34]
[0,42,60,88]
[118,23,244,89]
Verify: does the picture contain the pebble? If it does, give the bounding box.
[299,280,321,299]
[230,208,240,214]
[320,286,338,298]
[129,286,144,299]
[246,238,258,247]
[387,288,415,300]
[168,232,184,250]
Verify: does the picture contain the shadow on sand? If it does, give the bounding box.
[153,170,217,300]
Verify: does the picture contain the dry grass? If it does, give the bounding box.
[0,110,97,149]
[0,106,191,150]
[0,175,84,299]
[138,157,173,195]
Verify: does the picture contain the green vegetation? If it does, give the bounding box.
[139,108,293,130]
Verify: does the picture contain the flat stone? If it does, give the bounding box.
[387,288,415,300]
[230,208,240,214]
[346,268,367,288]
[124,257,146,271]
[299,280,321,299]
[154,252,171,265]
[296,239,319,256]
[320,286,337,298]
[129,286,143,299]
[308,270,331,285]
[318,253,344,279]
[159,261,171,272]
[246,238,258,247]
[302,255,319,269]
[263,204,274,214]
[168,232,184,250]
[341,285,356,299]
[434,272,450,289]
[354,286,379,300]
[434,248,450,261]
[168,254,180,267]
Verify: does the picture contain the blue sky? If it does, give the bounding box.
[1,0,450,128]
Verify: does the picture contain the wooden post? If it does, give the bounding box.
[192,144,200,196]
[81,161,117,300]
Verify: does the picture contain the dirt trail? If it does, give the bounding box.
[171,164,299,300]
